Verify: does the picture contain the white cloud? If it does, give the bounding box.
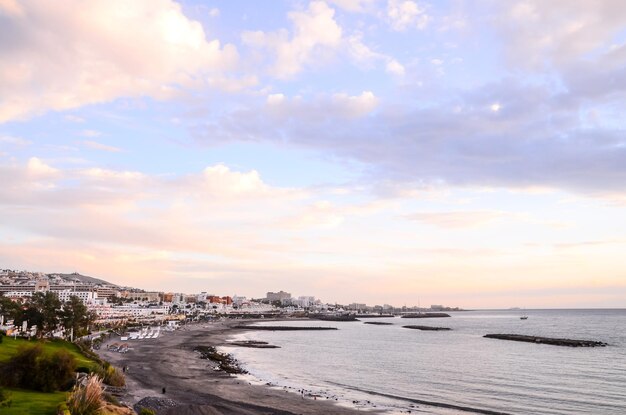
[0,135,31,146]
[386,59,405,76]
[404,210,508,229]
[209,7,220,17]
[347,33,405,77]
[83,140,123,153]
[0,0,23,16]
[327,0,376,13]
[387,0,430,31]
[64,115,85,123]
[242,1,342,78]
[264,91,378,119]
[0,0,239,122]
[26,157,58,177]
[267,93,286,105]
[202,164,269,197]
[331,91,378,117]
[496,1,626,70]
[80,130,102,138]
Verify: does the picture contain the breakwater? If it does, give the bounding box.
[233,325,338,331]
[484,334,607,347]
[401,312,451,318]
[403,325,451,331]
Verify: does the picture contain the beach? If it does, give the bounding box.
[97,320,376,415]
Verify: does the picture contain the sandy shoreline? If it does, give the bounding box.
[97,319,383,415]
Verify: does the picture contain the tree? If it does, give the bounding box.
[30,292,62,337]
[0,295,21,322]
[61,296,91,339]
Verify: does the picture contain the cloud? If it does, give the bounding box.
[387,0,430,31]
[347,33,405,76]
[495,1,626,70]
[200,164,270,197]
[26,157,58,177]
[241,1,342,78]
[80,130,102,138]
[82,140,123,153]
[0,0,239,122]
[192,75,626,197]
[404,210,508,229]
[327,0,377,13]
[386,59,406,76]
[263,90,378,120]
[0,134,31,146]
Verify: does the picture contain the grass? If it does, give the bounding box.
[0,337,98,370]
[1,389,67,415]
[0,337,102,414]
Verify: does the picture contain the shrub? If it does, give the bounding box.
[103,366,125,387]
[102,392,120,406]
[1,344,43,389]
[139,409,156,415]
[57,402,71,415]
[0,387,12,408]
[67,375,104,415]
[0,345,77,392]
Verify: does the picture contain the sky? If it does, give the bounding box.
[1,0,625,308]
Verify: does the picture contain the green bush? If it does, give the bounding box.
[0,344,77,392]
[103,365,125,387]
[57,401,71,415]
[0,387,13,408]
[102,392,120,406]
[139,408,156,415]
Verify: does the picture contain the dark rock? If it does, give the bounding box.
[403,325,451,331]
[484,334,607,347]
[232,325,338,331]
[401,312,451,318]
[229,340,280,348]
[194,346,247,374]
[134,396,180,414]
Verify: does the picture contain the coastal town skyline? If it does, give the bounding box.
[1,1,626,309]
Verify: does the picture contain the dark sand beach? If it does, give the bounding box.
[97,320,377,415]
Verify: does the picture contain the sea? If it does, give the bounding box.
[222,309,626,415]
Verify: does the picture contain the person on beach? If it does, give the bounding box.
[162,387,166,394]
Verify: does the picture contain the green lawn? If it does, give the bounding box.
[0,337,97,370]
[1,389,67,415]
[0,337,101,414]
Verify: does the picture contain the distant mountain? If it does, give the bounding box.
[53,272,118,287]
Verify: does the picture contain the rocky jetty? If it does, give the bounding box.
[355,314,395,318]
[484,334,607,347]
[194,345,247,374]
[229,340,280,348]
[311,314,358,321]
[401,312,451,318]
[232,325,338,331]
[403,325,451,331]
[363,322,393,325]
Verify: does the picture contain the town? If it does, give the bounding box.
[0,268,461,337]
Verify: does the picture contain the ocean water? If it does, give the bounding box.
[222,309,626,414]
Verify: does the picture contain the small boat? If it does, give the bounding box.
[520,315,528,320]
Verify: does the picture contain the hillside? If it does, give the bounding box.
[54,272,118,287]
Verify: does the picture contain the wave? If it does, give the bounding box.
[326,381,512,415]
